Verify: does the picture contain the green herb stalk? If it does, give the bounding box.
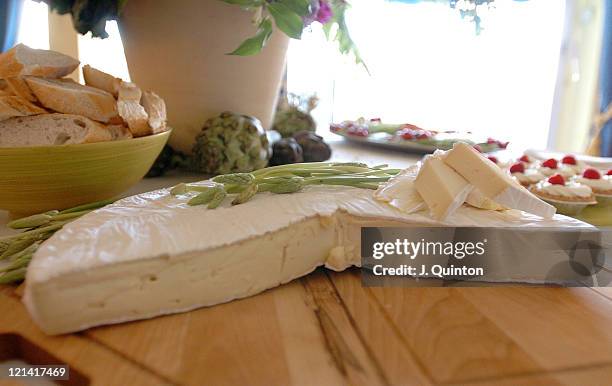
[0,199,114,284]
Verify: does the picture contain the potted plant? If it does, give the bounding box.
[40,0,363,154]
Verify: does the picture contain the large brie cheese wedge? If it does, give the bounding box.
[24,184,588,334]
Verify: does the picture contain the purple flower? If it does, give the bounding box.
[315,0,333,24]
[302,0,320,26]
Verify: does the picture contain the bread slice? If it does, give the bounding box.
[82,65,121,97]
[5,76,37,102]
[0,96,46,121]
[0,114,114,147]
[141,91,167,133]
[0,44,79,78]
[117,81,150,137]
[107,125,133,141]
[25,77,118,123]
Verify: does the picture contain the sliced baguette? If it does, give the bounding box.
[117,81,150,137]
[106,125,133,141]
[25,77,118,123]
[0,96,46,121]
[0,114,113,147]
[5,76,37,102]
[83,65,121,97]
[141,91,167,133]
[0,44,79,78]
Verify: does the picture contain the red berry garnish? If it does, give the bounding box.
[399,129,413,140]
[416,130,432,140]
[370,118,381,123]
[473,144,483,153]
[509,162,525,173]
[346,125,368,137]
[487,137,497,144]
[561,155,577,165]
[519,155,531,163]
[582,168,601,179]
[542,158,558,169]
[497,141,509,149]
[487,156,498,164]
[548,174,565,185]
[607,169,612,176]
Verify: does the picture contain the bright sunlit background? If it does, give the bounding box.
[17,0,130,81]
[287,0,566,149]
[17,0,568,150]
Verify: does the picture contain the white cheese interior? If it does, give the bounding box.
[24,185,590,335]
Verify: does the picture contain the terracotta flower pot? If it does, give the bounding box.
[118,0,289,154]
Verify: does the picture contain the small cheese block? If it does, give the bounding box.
[466,188,506,211]
[141,91,167,133]
[415,155,473,220]
[375,164,426,214]
[82,65,121,97]
[5,76,37,102]
[444,142,556,218]
[117,82,150,137]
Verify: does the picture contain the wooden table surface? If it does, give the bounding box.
[1,140,612,386]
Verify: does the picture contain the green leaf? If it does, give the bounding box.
[322,1,369,73]
[228,18,273,56]
[280,0,311,16]
[268,2,304,39]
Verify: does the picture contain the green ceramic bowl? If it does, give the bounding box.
[0,131,170,215]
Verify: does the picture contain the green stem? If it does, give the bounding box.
[58,198,116,214]
[0,222,67,243]
[0,267,27,284]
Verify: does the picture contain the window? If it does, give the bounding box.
[16,0,49,49]
[77,22,130,81]
[287,0,566,150]
[17,0,129,80]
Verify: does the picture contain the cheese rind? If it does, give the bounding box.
[415,156,473,220]
[444,142,555,218]
[374,164,426,214]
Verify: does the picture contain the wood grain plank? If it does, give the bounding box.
[329,269,433,386]
[302,269,387,386]
[0,290,168,386]
[459,287,612,370]
[366,282,542,384]
[87,280,346,386]
[456,363,612,386]
[589,286,612,302]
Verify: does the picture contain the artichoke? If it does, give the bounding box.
[272,106,316,138]
[269,138,304,166]
[192,111,271,175]
[293,131,332,162]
